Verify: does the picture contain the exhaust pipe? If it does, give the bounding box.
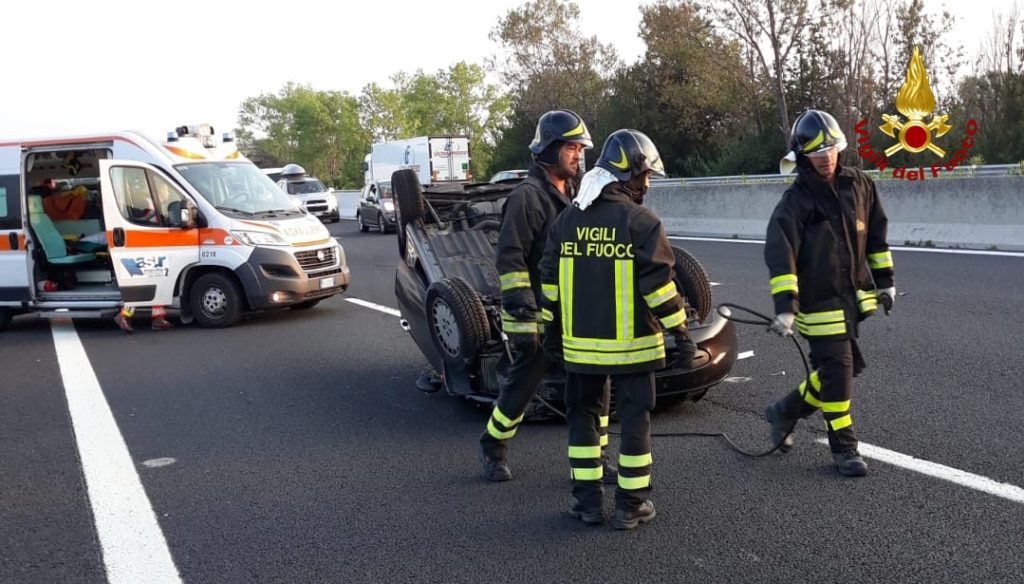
[399,318,411,332]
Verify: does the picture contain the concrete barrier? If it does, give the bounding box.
[646,175,1024,251]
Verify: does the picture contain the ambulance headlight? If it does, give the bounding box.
[231,230,288,246]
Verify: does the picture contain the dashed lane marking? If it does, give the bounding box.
[345,297,401,317]
[51,320,182,584]
[814,438,1024,504]
[737,350,755,360]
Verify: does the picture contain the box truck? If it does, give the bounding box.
[364,136,471,186]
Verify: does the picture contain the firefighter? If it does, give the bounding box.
[539,129,696,529]
[764,109,895,477]
[478,109,611,483]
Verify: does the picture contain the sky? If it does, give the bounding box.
[0,0,1013,141]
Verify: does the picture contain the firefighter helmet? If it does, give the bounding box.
[595,129,666,182]
[780,109,847,173]
[528,110,593,157]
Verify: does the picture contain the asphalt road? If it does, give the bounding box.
[2,219,1023,583]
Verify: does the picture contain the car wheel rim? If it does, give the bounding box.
[201,287,227,317]
[431,300,460,357]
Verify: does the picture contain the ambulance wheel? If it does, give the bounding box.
[670,246,713,324]
[190,273,243,328]
[425,277,488,366]
[0,308,11,332]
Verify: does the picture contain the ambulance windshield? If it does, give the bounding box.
[176,162,301,216]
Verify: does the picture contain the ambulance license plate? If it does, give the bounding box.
[320,277,335,289]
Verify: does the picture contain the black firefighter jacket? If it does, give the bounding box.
[765,164,895,340]
[539,183,688,375]
[496,163,573,337]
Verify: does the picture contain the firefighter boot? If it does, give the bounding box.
[568,495,604,525]
[764,402,796,453]
[832,450,869,477]
[113,313,133,334]
[478,445,512,482]
[611,500,656,530]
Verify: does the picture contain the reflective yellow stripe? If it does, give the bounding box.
[821,399,851,413]
[643,281,677,308]
[770,273,799,295]
[599,415,609,428]
[492,406,524,428]
[500,271,531,291]
[568,445,602,459]
[599,434,609,447]
[487,418,516,440]
[541,308,554,322]
[618,474,651,490]
[857,290,878,313]
[796,321,846,336]
[799,371,823,408]
[802,130,824,152]
[565,346,665,366]
[542,283,558,301]
[560,257,574,336]
[619,453,653,467]
[563,334,663,351]
[868,251,894,269]
[827,414,853,431]
[614,260,634,341]
[660,308,687,329]
[572,467,603,481]
[796,310,846,336]
[502,319,540,333]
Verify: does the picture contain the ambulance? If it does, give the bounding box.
[0,124,351,330]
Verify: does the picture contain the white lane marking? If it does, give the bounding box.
[722,376,752,383]
[737,350,755,360]
[814,438,1024,504]
[710,281,722,287]
[51,320,182,584]
[668,235,1024,257]
[141,458,177,469]
[346,297,401,317]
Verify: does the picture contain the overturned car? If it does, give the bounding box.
[391,169,737,415]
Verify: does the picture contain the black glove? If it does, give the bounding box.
[672,330,697,369]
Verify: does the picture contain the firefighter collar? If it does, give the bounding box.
[575,167,617,211]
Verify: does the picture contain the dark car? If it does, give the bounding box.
[356,182,398,233]
[390,169,737,417]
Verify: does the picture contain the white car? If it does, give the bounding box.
[277,176,340,223]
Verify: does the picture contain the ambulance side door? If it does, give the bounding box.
[0,145,30,304]
[100,160,199,307]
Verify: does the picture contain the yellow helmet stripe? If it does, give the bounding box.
[802,130,825,152]
[562,121,585,137]
[609,145,629,170]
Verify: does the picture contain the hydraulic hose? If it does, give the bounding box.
[530,303,812,458]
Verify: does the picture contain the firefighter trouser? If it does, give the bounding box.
[774,338,866,453]
[566,371,654,512]
[480,344,611,462]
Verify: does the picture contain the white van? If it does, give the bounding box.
[0,124,351,330]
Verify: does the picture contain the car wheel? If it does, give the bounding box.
[392,168,425,227]
[0,308,12,332]
[290,299,321,310]
[190,272,243,328]
[357,213,369,232]
[670,246,713,324]
[425,277,489,366]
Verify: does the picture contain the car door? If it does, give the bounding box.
[100,160,199,308]
[0,169,30,304]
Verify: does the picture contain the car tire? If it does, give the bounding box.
[357,213,369,232]
[392,168,425,227]
[425,277,489,366]
[0,308,12,332]
[670,246,713,324]
[190,272,243,328]
[290,299,321,310]
[378,213,389,234]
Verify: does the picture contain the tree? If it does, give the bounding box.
[236,83,369,187]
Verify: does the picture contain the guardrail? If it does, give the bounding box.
[652,163,1023,187]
